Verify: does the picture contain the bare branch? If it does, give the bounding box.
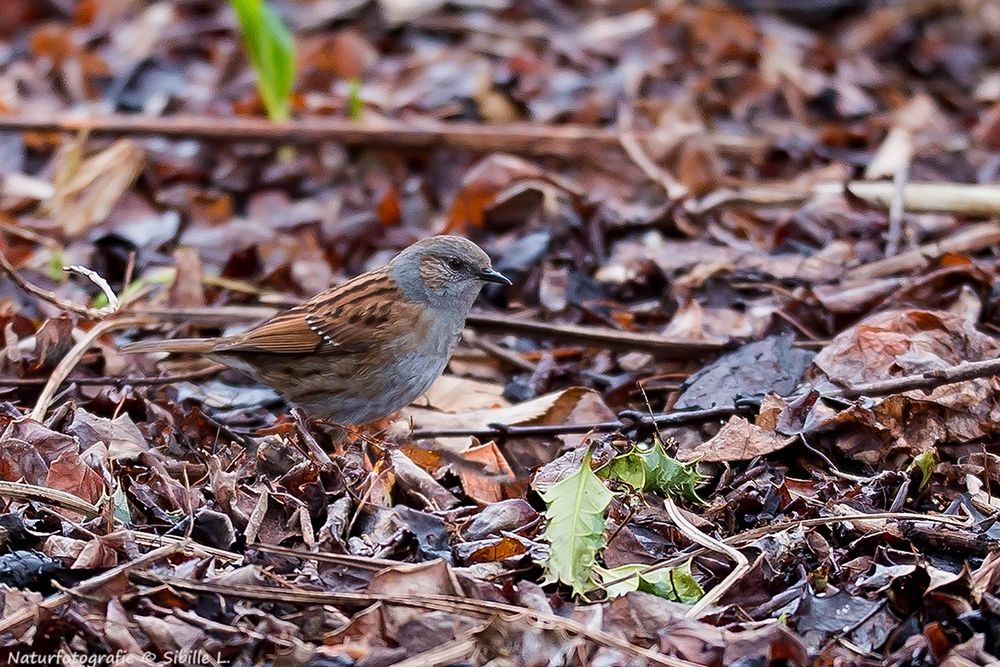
[0,112,766,160]
[410,355,1000,440]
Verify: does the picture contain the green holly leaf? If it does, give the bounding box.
[602,437,704,504]
[604,450,645,489]
[597,559,704,603]
[540,449,615,596]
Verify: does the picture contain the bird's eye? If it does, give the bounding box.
[446,257,463,270]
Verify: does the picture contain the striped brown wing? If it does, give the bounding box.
[211,269,403,355]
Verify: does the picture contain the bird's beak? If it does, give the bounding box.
[478,267,512,286]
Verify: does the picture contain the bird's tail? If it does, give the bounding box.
[119,338,217,355]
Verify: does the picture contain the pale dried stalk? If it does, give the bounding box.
[63,264,120,314]
[845,220,1000,280]
[131,531,241,562]
[618,102,688,200]
[663,498,750,618]
[0,249,131,420]
[600,510,971,593]
[29,316,148,421]
[843,181,1000,215]
[689,181,1000,217]
[142,573,701,667]
[885,161,910,257]
[0,480,100,517]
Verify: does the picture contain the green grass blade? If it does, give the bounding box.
[229,0,296,121]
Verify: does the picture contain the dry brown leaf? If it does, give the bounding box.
[390,450,459,510]
[0,586,43,644]
[806,309,1000,463]
[367,559,463,630]
[133,615,206,654]
[42,535,87,560]
[404,386,612,435]
[456,440,519,505]
[415,374,508,414]
[465,535,528,564]
[46,449,105,505]
[168,246,206,308]
[444,154,580,232]
[72,536,119,569]
[45,138,146,238]
[811,309,999,385]
[678,416,794,462]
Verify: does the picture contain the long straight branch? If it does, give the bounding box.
[412,356,1000,439]
[0,113,765,159]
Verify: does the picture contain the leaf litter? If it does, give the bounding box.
[0,1,1000,666]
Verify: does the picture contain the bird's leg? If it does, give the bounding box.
[290,408,348,460]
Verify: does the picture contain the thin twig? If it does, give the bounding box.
[825,356,1000,400]
[291,407,333,465]
[412,354,1000,440]
[0,252,118,320]
[468,335,537,372]
[249,542,398,571]
[663,498,750,618]
[466,312,728,358]
[138,307,731,359]
[411,404,751,440]
[135,573,701,667]
[0,363,224,387]
[131,531,242,562]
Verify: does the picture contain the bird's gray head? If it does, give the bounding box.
[389,235,511,312]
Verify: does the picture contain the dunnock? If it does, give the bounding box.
[121,236,511,423]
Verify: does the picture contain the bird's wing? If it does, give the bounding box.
[212,269,411,355]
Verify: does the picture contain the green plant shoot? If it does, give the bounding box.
[229,0,296,121]
[540,450,614,596]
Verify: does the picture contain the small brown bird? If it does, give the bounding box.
[121,236,511,423]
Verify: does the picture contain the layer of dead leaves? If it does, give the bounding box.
[1,1,1000,665]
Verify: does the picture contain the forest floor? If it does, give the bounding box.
[0,1,999,665]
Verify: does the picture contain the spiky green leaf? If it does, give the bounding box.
[598,559,704,604]
[540,450,614,596]
[602,437,704,504]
